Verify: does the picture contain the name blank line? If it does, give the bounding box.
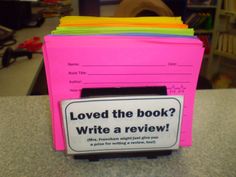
[82,65,166,67]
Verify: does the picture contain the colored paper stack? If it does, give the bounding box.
[43,16,204,151]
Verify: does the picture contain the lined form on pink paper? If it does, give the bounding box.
[43,35,204,151]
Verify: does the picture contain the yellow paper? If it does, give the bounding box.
[60,16,184,25]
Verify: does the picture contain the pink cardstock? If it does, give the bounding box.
[43,35,204,150]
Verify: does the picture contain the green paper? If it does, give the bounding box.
[52,26,194,36]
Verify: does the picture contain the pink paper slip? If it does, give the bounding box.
[43,35,204,150]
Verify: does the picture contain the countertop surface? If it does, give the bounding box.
[0,89,236,177]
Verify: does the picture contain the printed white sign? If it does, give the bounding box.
[61,96,183,155]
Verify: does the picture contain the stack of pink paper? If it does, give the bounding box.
[43,16,204,151]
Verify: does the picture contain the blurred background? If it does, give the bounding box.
[0,0,235,96]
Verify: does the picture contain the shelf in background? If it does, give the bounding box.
[187,5,217,9]
[100,0,121,5]
[214,50,236,61]
[219,10,236,16]
[195,29,213,34]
